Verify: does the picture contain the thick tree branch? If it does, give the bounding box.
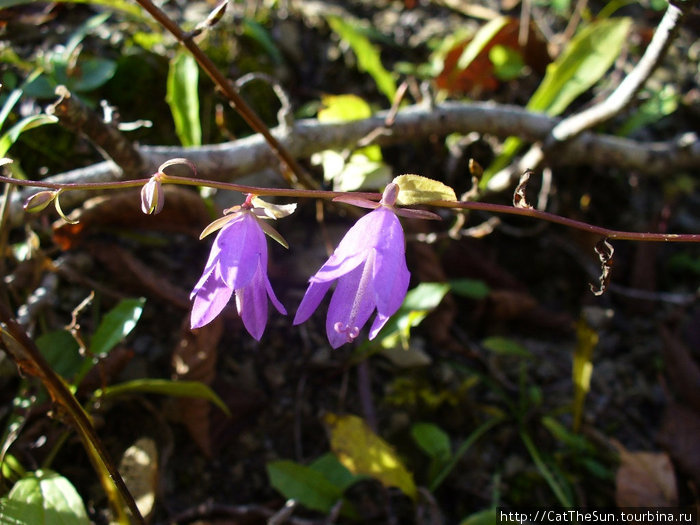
[7,101,699,225]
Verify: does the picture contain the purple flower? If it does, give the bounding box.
[190,206,286,340]
[293,184,410,348]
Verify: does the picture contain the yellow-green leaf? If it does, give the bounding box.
[392,174,457,205]
[318,94,372,123]
[323,413,417,500]
[573,318,598,432]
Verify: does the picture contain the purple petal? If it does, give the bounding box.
[293,280,332,325]
[215,213,267,289]
[325,262,376,349]
[236,258,268,340]
[265,274,287,315]
[310,251,366,283]
[372,226,410,316]
[330,207,391,260]
[190,271,234,329]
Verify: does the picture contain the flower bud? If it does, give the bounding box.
[141,176,164,214]
[23,190,57,213]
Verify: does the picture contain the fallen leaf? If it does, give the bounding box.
[118,437,158,522]
[613,440,678,508]
[323,413,417,500]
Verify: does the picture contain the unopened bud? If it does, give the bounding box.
[141,176,164,214]
[380,182,400,207]
[23,190,57,213]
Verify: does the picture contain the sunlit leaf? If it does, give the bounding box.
[118,438,158,520]
[96,379,230,415]
[392,174,457,205]
[0,470,89,525]
[0,115,58,157]
[323,413,417,500]
[318,94,372,122]
[90,297,145,357]
[36,330,82,381]
[167,50,201,147]
[309,453,365,492]
[326,16,397,103]
[456,16,509,70]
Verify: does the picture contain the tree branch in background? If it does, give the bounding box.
[489,0,699,191]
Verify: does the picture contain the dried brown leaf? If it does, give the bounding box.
[513,169,534,209]
[590,238,613,296]
[118,437,158,522]
[613,440,678,508]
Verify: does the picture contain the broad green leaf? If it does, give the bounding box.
[266,460,346,514]
[0,470,89,525]
[401,282,451,311]
[323,413,417,500]
[90,297,145,357]
[167,50,201,147]
[483,17,632,185]
[36,330,82,381]
[69,58,117,92]
[326,16,397,103]
[411,422,451,460]
[96,379,230,415]
[0,115,58,157]
[449,278,491,299]
[309,453,365,492]
[392,174,457,205]
[482,336,532,358]
[456,16,509,70]
[528,17,632,115]
[572,318,598,432]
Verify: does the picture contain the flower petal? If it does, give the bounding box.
[215,213,267,289]
[190,271,234,329]
[293,280,332,325]
[265,274,287,315]
[325,262,376,349]
[236,258,269,340]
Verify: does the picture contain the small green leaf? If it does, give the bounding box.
[482,336,532,358]
[317,94,372,122]
[242,18,283,65]
[402,282,451,311]
[266,460,345,514]
[411,422,451,460]
[166,50,201,147]
[326,16,397,103]
[36,330,82,381]
[69,57,117,92]
[449,279,490,299]
[0,469,89,525]
[309,453,365,492]
[392,174,457,205]
[489,45,524,81]
[96,379,230,415]
[90,298,145,357]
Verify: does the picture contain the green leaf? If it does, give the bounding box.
[483,17,632,185]
[317,94,373,122]
[616,84,678,136]
[266,460,345,514]
[36,330,82,381]
[69,57,117,92]
[456,16,509,70]
[96,379,230,415]
[0,0,144,19]
[572,318,598,432]
[0,470,89,525]
[449,278,491,299]
[0,115,58,157]
[376,283,450,349]
[528,17,632,115]
[326,16,397,103]
[90,297,145,357]
[392,174,457,205]
[242,18,283,65]
[411,422,451,460]
[166,50,201,147]
[489,45,525,81]
[482,336,532,358]
[309,453,365,492]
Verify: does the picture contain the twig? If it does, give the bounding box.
[6,101,699,225]
[132,0,317,189]
[490,0,698,190]
[47,86,145,179]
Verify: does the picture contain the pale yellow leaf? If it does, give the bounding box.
[392,174,457,205]
[323,413,417,500]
